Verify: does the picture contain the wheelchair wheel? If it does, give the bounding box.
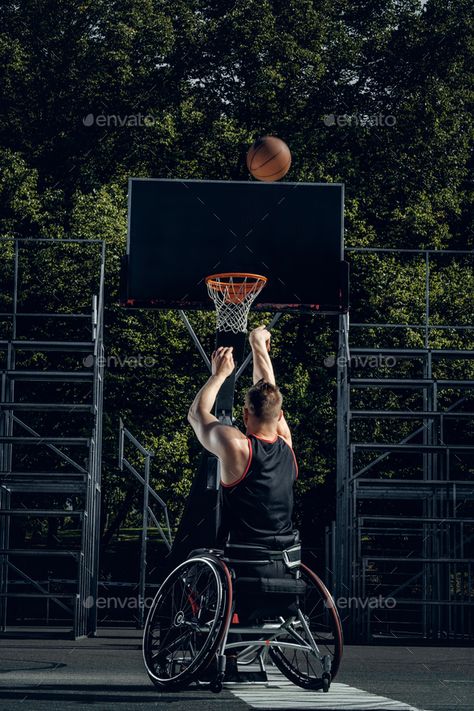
[143,555,232,690]
[269,564,343,690]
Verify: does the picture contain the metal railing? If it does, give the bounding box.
[0,238,105,638]
[117,419,172,628]
[333,247,474,642]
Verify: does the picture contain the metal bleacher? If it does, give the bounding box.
[0,239,105,638]
[332,248,474,642]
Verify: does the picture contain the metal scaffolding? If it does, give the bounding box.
[333,248,474,642]
[116,419,172,628]
[0,238,105,638]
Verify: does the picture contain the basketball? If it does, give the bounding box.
[246,135,292,182]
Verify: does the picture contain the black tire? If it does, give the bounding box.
[210,678,223,693]
[143,555,232,690]
[269,564,343,690]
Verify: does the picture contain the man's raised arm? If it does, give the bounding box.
[249,325,276,385]
[187,347,248,475]
[249,326,292,446]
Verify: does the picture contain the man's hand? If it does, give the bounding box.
[249,325,271,351]
[211,346,235,379]
[249,325,275,385]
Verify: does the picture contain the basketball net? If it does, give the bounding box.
[205,273,267,333]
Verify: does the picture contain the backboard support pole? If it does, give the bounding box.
[178,310,212,372]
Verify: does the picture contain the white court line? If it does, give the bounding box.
[226,669,432,710]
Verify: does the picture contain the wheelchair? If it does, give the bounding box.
[142,542,343,694]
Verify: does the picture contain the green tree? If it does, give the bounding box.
[0,0,472,555]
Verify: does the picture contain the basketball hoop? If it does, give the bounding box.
[205,272,267,333]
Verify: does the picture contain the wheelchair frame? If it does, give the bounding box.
[142,548,343,694]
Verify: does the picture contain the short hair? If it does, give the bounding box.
[245,379,283,422]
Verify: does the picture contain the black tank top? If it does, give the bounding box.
[221,434,298,548]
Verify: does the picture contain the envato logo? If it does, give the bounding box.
[324,353,397,368]
[326,595,397,610]
[83,354,157,368]
[323,113,396,128]
[83,595,154,610]
[82,113,159,128]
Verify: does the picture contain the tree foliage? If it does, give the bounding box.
[0,0,472,548]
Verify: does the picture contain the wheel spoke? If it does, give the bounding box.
[143,558,228,686]
[269,566,342,688]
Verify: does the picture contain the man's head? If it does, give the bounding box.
[243,379,283,431]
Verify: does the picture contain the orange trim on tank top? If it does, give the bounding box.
[220,437,253,488]
[248,433,278,443]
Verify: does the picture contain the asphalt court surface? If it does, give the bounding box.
[0,627,472,710]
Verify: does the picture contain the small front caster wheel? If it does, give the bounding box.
[322,672,331,692]
[210,677,223,693]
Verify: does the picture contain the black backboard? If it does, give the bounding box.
[122,178,348,314]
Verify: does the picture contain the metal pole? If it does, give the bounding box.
[324,525,330,590]
[425,251,430,349]
[0,488,8,630]
[331,519,336,595]
[0,241,18,631]
[336,313,349,624]
[118,418,124,470]
[90,245,105,636]
[138,454,151,628]
[178,311,211,371]
[13,239,18,340]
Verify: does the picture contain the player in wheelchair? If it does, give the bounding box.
[143,326,343,693]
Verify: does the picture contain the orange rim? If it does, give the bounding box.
[205,272,267,304]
